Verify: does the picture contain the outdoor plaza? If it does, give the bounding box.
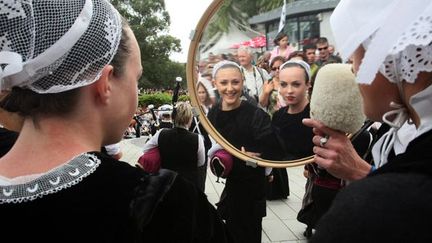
[120,136,309,243]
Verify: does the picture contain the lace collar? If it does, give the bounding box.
[0,153,101,204]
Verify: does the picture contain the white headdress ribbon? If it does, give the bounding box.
[0,0,93,91]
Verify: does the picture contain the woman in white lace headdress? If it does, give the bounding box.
[303,0,432,241]
[0,1,229,242]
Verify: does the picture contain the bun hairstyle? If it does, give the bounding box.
[273,32,289,46]
[310,64,365,134]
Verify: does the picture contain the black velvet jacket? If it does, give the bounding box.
[311,130,432,243]
[0,152,230,243]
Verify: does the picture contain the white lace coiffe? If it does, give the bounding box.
[0,153,101,204]
[379,12,432,84]
[366,6,432,167]
[0,0,122,93]
[331,0,432,167]
[331,0,432,85]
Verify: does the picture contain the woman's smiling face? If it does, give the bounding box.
[213,67,244,110]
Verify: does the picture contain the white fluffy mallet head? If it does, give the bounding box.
[310,63,365,134]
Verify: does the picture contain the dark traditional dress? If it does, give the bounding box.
[269,104,315,200]
[271,104,314,160]
[207,101,284,243]
[158,127,201,190]
[189,117,212,192]
[311,130,432,242]
[269,104,328,234]
[0,152,230,243]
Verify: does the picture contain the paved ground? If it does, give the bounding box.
[120,136,309,243]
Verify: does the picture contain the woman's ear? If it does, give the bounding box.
[93,64,114,105]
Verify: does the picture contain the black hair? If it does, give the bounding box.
[302,44,316,52]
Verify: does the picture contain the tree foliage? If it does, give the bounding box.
[142,60,186,89]
[206,0,293,39]
[111,0,184,89]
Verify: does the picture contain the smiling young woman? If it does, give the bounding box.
[208,60,286,243]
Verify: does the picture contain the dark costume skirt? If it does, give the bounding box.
[266,168,290,200]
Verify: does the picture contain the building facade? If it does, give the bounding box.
[249,0,340,51]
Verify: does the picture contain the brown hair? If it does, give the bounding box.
[273,32,289,46]
[288,51,306,61]
[196,81,212,107]
[270,56,286,68]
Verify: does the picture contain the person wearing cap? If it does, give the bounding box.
[267,60,314,201]
[269,60,317,236]
[272,60,314,161]
[157,104,174,129]
[0,1,229,242]
[303,0,432,241]
[207,60,285,243]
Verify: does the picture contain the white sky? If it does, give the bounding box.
[165,0,213,63]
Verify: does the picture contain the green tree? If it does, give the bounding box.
[111,0,183,89]
[205,0,293,39]
[142,60,186,89]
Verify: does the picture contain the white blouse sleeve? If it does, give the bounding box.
[197,134,206,167]
[142,129,162,153]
